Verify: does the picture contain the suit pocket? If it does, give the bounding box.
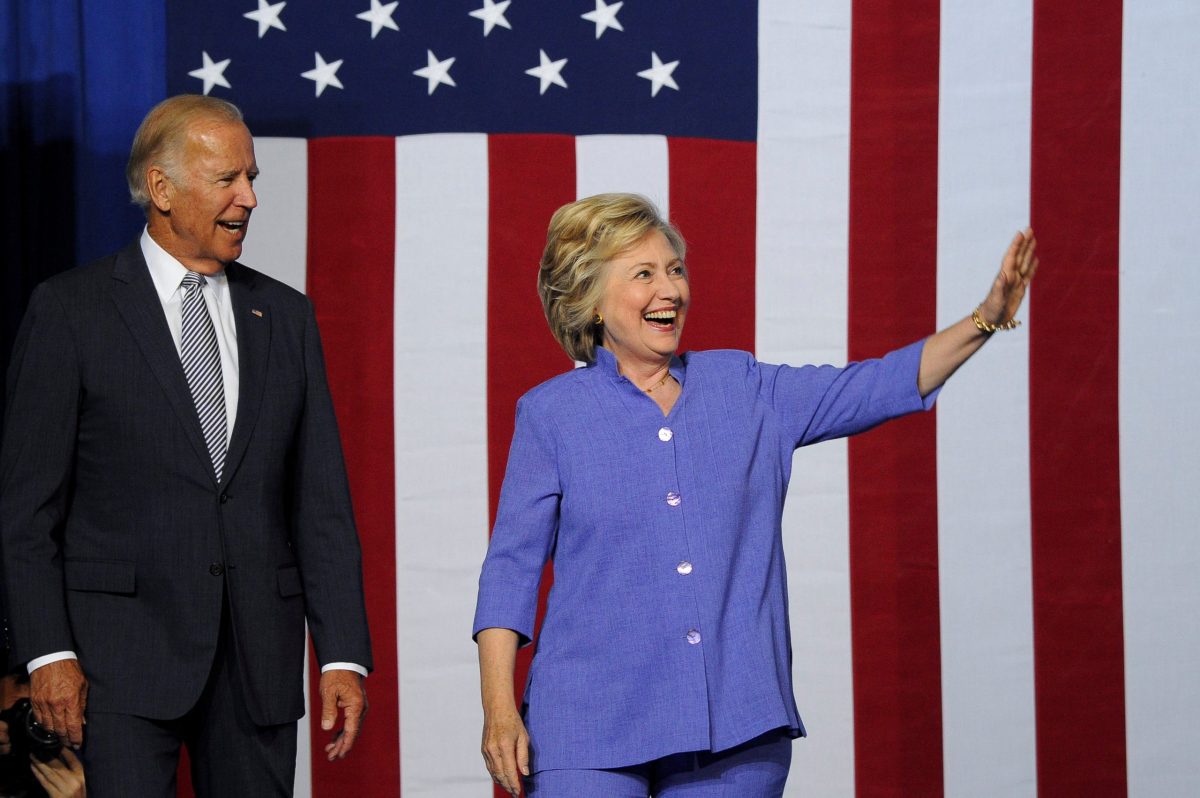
[64,559,136,595]
[277,565,304,598]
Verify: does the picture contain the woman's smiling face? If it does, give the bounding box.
[596,229,690,369]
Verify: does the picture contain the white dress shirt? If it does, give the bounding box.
[30,229,364,678]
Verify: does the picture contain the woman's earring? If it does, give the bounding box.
[594,312,604,326]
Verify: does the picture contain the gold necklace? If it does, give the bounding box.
[643,371,672,394]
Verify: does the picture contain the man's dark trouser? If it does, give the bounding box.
[80,597,297,797]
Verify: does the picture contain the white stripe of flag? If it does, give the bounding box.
[1120,2,1200,795]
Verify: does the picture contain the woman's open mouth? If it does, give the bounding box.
[644,309,677,331]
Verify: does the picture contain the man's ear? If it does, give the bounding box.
[147,166,172,213]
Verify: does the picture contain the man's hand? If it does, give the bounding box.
[30,660,87,749]
[319,669,367,761]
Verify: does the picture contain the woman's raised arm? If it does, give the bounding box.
[918,228,1039,396]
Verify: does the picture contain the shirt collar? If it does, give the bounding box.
[590,345,686,387]
[139,226,226,303]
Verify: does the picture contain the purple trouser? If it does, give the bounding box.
[525,729,792,797]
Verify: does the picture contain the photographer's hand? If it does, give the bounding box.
[30,748,87,798]
[319,669,367,761]
[30,660,87,749]
[0,719,10,756]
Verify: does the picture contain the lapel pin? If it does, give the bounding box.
[251,309,264,317]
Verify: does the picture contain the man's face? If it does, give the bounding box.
[157,119,258,274]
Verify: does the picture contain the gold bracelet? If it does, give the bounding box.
[972,306,1021,333]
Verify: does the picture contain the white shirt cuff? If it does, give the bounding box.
[320,662,367,677]
[27,651,78,674]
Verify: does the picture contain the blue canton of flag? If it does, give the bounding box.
[166,0,758,140]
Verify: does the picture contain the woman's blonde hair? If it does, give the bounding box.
[538,193,686,363]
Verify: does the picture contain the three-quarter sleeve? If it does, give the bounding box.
[757,338,939,448]
[472,395,562,646]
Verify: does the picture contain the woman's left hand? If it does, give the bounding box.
[917,227,1041,396]
[978,228,1039,327]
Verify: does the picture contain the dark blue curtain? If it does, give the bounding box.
[1,0,166,421]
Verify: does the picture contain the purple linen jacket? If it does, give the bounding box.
[473,342,937,772]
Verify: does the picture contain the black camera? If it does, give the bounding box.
[0,698,62,762]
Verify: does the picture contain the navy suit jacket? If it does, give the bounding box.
[0,240,372,725]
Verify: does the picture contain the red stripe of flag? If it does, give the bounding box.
[848,2,943,795]
[485,135,576,798]
[306,137,400,796]
[1030,1,1127,793]
[177,749,194,797]
[666,138,757,353]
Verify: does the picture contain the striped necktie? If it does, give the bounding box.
[180,271,227,481]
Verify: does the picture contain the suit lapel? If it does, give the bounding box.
[222,262,271,489]
[108,241,219,486]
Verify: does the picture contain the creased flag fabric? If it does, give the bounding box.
[160,1,1200,796]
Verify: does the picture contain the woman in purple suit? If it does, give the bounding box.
[473,193,1037,797]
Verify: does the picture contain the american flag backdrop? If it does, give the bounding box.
[159,1,1200,796]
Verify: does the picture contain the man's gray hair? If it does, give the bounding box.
[126,94,244,210]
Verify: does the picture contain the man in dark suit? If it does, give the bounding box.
[0,94,372,796]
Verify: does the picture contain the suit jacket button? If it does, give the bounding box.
[209,563,224,576]
[219,493,230,504]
